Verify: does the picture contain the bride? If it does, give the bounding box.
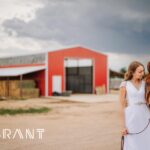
[119,61,150,150]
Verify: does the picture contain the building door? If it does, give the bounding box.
[52,75,62,93]
[65,59,93,93]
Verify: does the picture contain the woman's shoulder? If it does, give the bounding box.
[140,80,146,87]
[120,80,127,88]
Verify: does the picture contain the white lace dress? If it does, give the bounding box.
[120,80,150,150]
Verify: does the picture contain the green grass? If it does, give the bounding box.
[0,107,50,115]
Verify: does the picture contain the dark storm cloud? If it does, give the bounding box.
[2,0,150,54]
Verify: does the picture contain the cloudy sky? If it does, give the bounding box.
[0,0,150,71]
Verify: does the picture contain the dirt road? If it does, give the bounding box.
[0,96,122,150]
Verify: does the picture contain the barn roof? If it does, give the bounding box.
[0,65,45,77]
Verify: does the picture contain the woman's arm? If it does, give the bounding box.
[119,86,128,135]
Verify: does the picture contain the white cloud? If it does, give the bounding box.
[0,34,67,58]
[0,0,67,58]
[107,52,150,71]
[0,0,43,23]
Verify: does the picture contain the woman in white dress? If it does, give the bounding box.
[119,61,150,150]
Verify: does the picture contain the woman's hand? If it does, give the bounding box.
[121,127,128,136]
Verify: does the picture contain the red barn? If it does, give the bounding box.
[0,46,109,97]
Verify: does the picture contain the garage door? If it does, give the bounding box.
[65,59,93,93]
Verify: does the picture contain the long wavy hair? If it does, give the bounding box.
[124,61,145,81]
[145,62,150,103]
[147,61,150,73]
